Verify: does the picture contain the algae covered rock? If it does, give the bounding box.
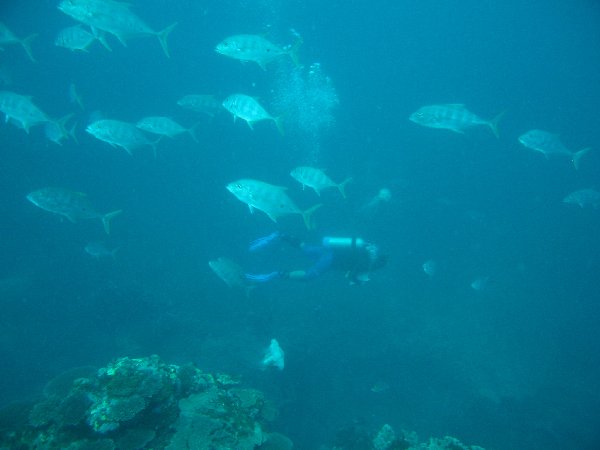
[329,423,482,450]
[0,355,290,449]
[166,386,268,449]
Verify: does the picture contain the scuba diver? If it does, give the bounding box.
[244,232,388,285]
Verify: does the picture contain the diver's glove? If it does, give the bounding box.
[248,231,281,252]
[245,271,282,283]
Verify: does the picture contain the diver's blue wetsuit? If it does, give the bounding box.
[294,244,334,281]
[245,232,385,284]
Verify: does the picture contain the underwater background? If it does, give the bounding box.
[1,0,600,448]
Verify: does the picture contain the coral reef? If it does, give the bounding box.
[0,355,288,449]
[328,423,484,450]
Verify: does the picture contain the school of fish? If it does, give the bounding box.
[0,0,596,294]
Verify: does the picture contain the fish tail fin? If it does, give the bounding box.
[68,122,79,144]
[337,177,353,199]
[187,122,200,143]
[274,116,285,136]
[58,113,79,144]
[21,33,37,62]
[54,113,75,141]
[157,22,178,58]
[488,110,506,138]
[288,38,303,66]
[301,203,323,230]
[101,209,122,234]
[572,147,591,170]
[74,93,85,110]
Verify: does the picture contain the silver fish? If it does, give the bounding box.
[470,276,489,291]
[136,116,197,142]
[422,259,437,278]
[226,178,321,229]
[55,25,110,52]
[0,21,36,62]
[86,119,158,156]
[290,166,351,198]
[222,93,282,134]
[176,94,222,117]
[85,241,119,259]
[0,90,56,133]
[409,104,503,137]
[215,34,301,70]
[370,381,390,393]
[563,189,600,209]
[518,129,590,170]
[262,338,284,370]
[57,0,177,57]
[208,257,253,295]
[27,187,121,234]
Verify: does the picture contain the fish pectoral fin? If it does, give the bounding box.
[246,120,255,130]
[248,205,255,214]
[113,32,128,47]
[64,214,77,223]
[98,34,112,52]
[267,213,278,223]
[257,61,267,71]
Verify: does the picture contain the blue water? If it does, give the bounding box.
[1,0,600,448]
